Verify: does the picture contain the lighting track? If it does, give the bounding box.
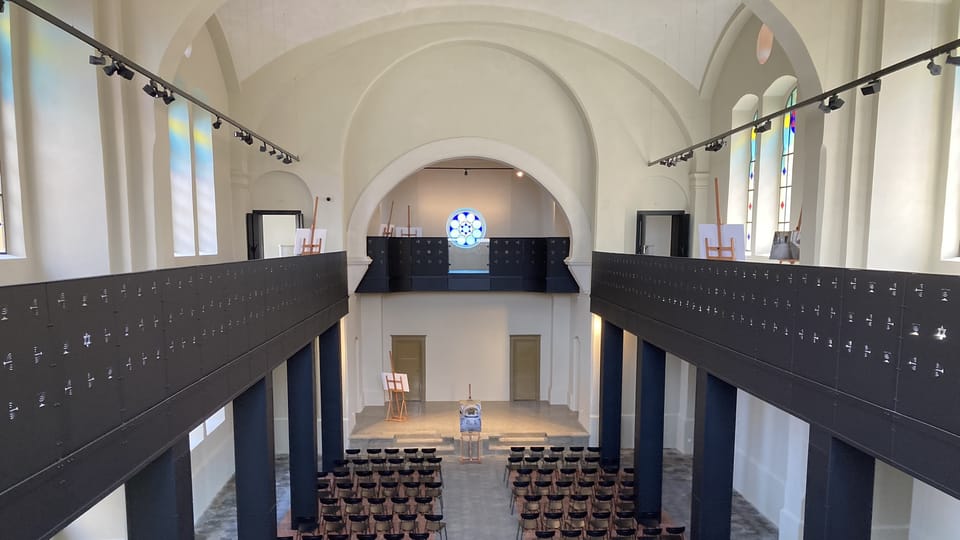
[4,0,300,163]
[649,37,960,166]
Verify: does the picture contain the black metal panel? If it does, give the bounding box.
[411,237,448,276]
[891,415,960,498]
[47,276,124,455]
[899,273,960,434]
[836,270,905,409]
[754,266,797,371]
[793,267,843,387]
[0,284,60,493]
[0,252,349,540]
[489,238,523,275]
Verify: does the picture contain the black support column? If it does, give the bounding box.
[634,340,666,525]
[803,426,875,540]
[598,320,623,466]
[288,342,319,527]
[319,321,344,472]
[125,437,194,540]
[690,368,737,540]
[233,377,276,540]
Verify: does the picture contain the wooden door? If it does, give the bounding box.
[391,336,426,402]
[510,335,540,401]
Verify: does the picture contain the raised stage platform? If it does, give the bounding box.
[349,401,590,455]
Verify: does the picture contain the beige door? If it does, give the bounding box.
[510,335,540,401]
[391,336,426,402]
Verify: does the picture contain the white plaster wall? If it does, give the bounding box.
[356,292,577,405]
[370,166,571,238]
[190,404,236,523]
[733,391,790,525]
[909,479,960,540]
[50,485,127,540]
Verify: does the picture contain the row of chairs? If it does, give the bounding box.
[509,476,635,498]
[320,494,444,518]
[319,474,443,499]
[309,512,446,538]
[515,509,685,540]
[505,461,632,485]
[512,491,636,516]
[508,446,602,460]
[281,529,442,540]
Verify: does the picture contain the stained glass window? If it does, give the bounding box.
[447,209,486,248]
[0,8,12,255]
[746,110,759,254]
[193,110,217,255]
[778,87,798,231]
[169,101,196,257]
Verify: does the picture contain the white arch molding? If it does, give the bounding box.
[345,137,594,289]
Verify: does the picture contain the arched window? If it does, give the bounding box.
[746,110,759,254]
[778,87,798,231]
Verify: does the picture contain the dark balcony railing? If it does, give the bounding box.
[591,252,960,500]
[357,237,579,293]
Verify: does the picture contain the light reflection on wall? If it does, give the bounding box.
[169,101,196,256]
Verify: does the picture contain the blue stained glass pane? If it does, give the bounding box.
[447,208,486,248]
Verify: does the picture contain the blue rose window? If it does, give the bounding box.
[447,209,486,248]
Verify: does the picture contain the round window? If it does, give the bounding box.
[447,209,486,248]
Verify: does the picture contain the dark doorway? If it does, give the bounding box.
[245,210,304,260]
[636,211,690,256]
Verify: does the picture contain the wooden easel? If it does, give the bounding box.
[401,205,417,238]
[704,177,737,260]
[381,201,395,237]
[385,351,408,422]
[300,196,323,255]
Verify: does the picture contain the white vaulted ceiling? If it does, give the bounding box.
[214,0,742,85]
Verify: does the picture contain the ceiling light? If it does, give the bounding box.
[818,94,844,113]
[161,90,175,105]
[212,117,222,130]
[268,147,277,156]
[276,153,285,161]
[243,133,254,145]
[928,58,942,76]
[142,81,159,98]
[463,169,468,176]
[679,150,693,161]
[860,79,881,96]
[282,156,293,165]
[947,52,960,66]
[515,170,524,178]
[754,120,772,134]
[116,62,135,80]
[88,54,106,66]
[705,139,726,152]
[234,130,244,139]
[102,62,118,77]
[259,142,267,152]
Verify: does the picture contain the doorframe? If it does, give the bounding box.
[390,335,426,402]
[635,210,690,257]
[510,334,541,401]
[245,210,304,260]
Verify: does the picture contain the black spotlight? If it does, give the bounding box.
[243,133,254,145]
[102,61,118,77]
[142,81,159,98]
[928,58,943,76]
[276,152,285,161]
[268,147,277,156]
[259,142,267,152]
[282,156,293,165]
[115,62,135,80]
[754,119,772,134]
[860,79,881,96]
[818,94,844,113]
[947,52,960,66]
[89,54,106,66]
[234,130,244,139]
[161,90,176,105]
[463,169,468,176]
[212,117,222,130]
[705,139,725,152]
[679,150,693,161]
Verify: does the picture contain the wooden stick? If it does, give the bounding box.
[384,201,395,237]
[307,196,319,254]
[714,177,723,243]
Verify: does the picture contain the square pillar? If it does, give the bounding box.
[125,437,194,540]
[635,340,666,525]
[599,320,623,466]
[319,322,344,471]
[287,342,319,526]
[233,377,276,540]
[690,369,737,540]
[803,426,875,540]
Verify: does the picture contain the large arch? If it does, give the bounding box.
[346,136,594,265]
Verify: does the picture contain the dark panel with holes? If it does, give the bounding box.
[590,251,960,501]
[0,252,349,540]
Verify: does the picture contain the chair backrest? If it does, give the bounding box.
[536,531,558,538]
[585,530,607,538]
[560,530,583,538]
[356,534,378,540]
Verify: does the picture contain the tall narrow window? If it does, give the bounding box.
[745,110,759,254]
[0,8,12,255]
[193,111,217,255]
[169,101,195,256]
[778,87,798,231]
[169,103,218,257]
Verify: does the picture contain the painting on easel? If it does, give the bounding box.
[697,177,746,261]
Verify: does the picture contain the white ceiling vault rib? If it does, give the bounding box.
[214,0,741,84]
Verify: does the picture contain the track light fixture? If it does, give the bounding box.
[818,94,845,113]
[277,152,285,161]
[754,120,772,134]
[947,52,960,66]
[282,156,293,165]
[161,89,175,105]
[142,81,159,98]
[88,54,106,66]
[860,79,882,96]
[928,57,943,76]
[259,142,267,152]
[704,139,726,152]
[115,62,135,80]
[679,150,693,161]
[212,117,222,130]
[463,169,468,176]
[268,147,277,156]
